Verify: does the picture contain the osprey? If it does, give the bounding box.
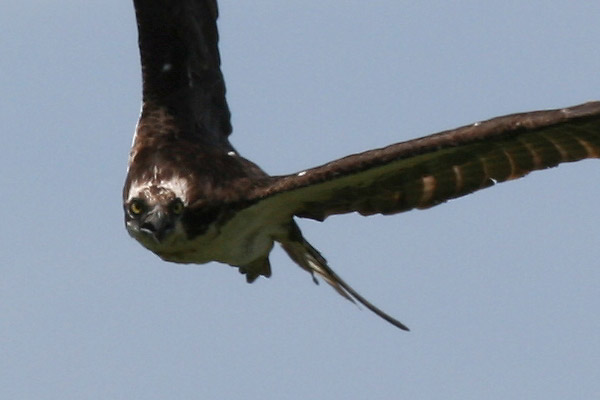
[124,0,600,331]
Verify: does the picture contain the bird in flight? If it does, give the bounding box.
[124,0,600,331]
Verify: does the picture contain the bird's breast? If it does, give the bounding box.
[150,207,289,269]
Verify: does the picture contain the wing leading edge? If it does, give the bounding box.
[251,102,600,221]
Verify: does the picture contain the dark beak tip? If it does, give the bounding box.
[140,224,174,243]
[138,210,174,243]
[139,227,159,242]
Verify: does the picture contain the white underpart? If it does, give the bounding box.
[128,175,290,267]
[163,201,287,266]
[297,170,306,176]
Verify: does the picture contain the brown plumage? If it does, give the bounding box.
[124,0,600,331]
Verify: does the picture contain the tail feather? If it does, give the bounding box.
[280,236,409,331]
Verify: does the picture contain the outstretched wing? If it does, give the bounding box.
[250,102,600,220]
[133,0,232,149]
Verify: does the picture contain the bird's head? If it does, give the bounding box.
[124,183,187,248]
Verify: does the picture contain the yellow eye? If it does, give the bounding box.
[170,200,184,215]
[129,200,144,215]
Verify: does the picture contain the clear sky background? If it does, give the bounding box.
[2,1,600,399]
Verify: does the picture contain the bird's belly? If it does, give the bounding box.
[154,211,286,268]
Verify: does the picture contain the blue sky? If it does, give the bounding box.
[2,1,600,398]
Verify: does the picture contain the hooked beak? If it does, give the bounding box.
[139,210,174,243]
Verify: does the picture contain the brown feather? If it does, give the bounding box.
[127,1,600,331]
[252,102,600,221]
